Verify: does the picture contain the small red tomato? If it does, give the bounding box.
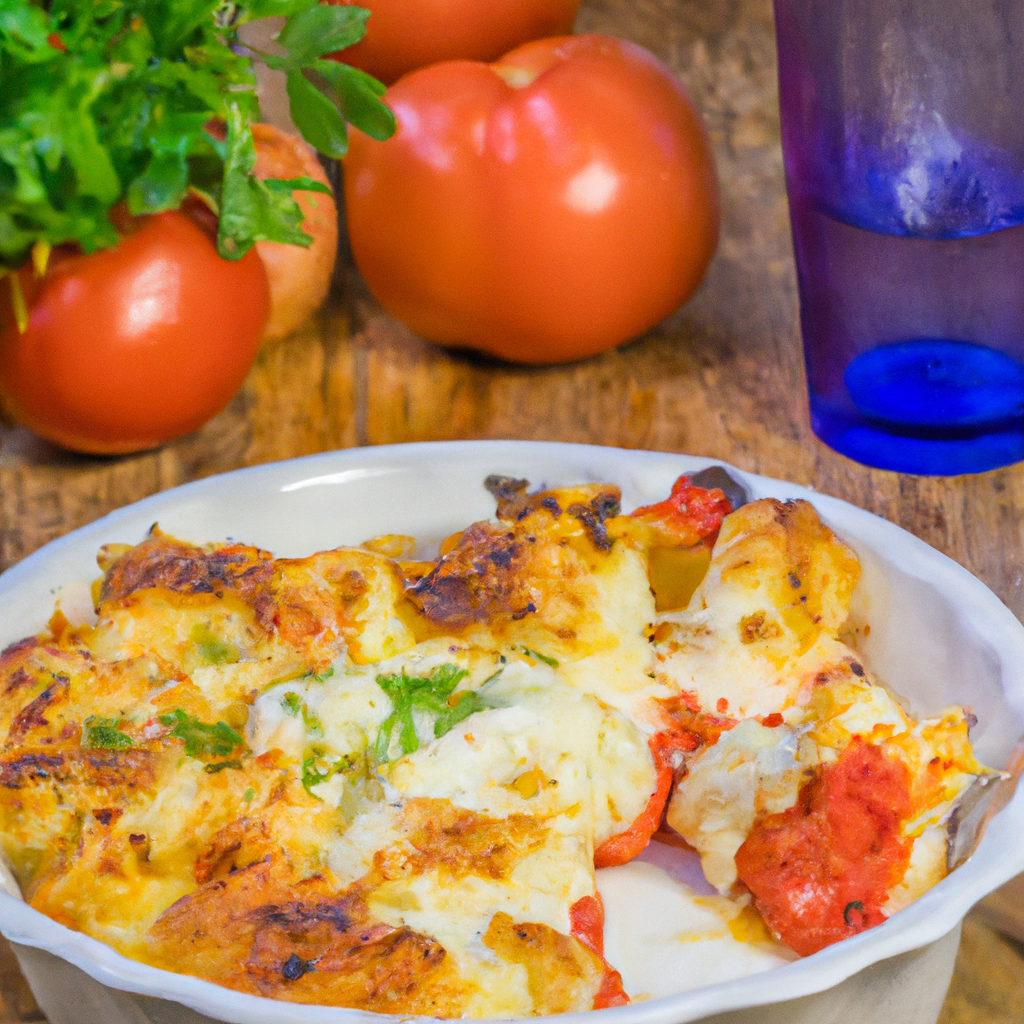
[324,0,581,85]
[344,35,720,364]
[0,210,268,455]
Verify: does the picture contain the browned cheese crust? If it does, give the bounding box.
[0,488,645,1014]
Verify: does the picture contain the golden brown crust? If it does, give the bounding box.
[0,481,661,1015]
[0,746,158,792]
[408,522,535,627]
[148,857,462,1011]
[407,485,626,642]
[98,531,274,613]
[378,798,550,882]
[271,553,370,664]
[712,498,860,637]
[483,912,605,1015]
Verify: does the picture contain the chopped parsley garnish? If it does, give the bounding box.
[301,752,352,799]
[306,666,334,683]
[243,787,256,803]
[520,646,559,667]
[203,759,242,773]
[158,709,244,760]
[281,691,322,736]
[374,663,487,762]
[82,716,134,749]
[302,706,324,738]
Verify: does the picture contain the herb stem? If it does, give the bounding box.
[8,276,28,334]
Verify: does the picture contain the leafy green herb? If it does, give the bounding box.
[520,646,559,667]
[82,716,134,749]
[215,102,313,259]
[158,708,244,760]
[301,756,329,796]
[203,758,242,773]
[302,705,323,738]
[264,176,332,197]
[305,665,334,683]
[281,690,322,735]
[243,786,256,802]
[0,0,394,270]
[301,751,352,799]
[374,664,489,763]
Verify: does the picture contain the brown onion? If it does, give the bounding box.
[252,123,339,343]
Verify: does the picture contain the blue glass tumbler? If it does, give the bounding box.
[774,0,1024,474]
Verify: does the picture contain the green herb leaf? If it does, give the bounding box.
[375,664,490,763]
[243,786,256,802]
[301,751,352,799]
[300,755,329,797]
[82,716,134,749]
[126,148,189,215]
[0,3,54,63]
[521,646,559,667]
[302,705,324,737]
[204,758,243,773]
[158,708,244,760]
[133,0,223,56]
[263,176,332,197]
[311,58,395,141]
[0,0,392,269]
[275,4,368,66]
[217,102,310,259]
[285,69,348,158]
[433,689,488,737]
[279,689,323,734]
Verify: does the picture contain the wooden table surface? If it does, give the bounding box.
[1,0,1022,1019]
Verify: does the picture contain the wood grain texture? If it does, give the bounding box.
[0,0,1022,1020]
[0,942,42,1024]
[938,918,1024,1024]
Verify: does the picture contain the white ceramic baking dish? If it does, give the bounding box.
[1,441,1022,1024]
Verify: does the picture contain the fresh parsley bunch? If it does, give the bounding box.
[0,0,395,266]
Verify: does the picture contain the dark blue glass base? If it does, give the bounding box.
[812,339,1024,474]
[844,340,1024,431]
[811,408,1024,475]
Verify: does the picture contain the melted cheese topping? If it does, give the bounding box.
[659,500,983,938]
[387,661,656,847]
[0,486,991,1014]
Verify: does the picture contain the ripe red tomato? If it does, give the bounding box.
[325,0,581,85]
[0,210,268,455]
[343,35,720,364]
